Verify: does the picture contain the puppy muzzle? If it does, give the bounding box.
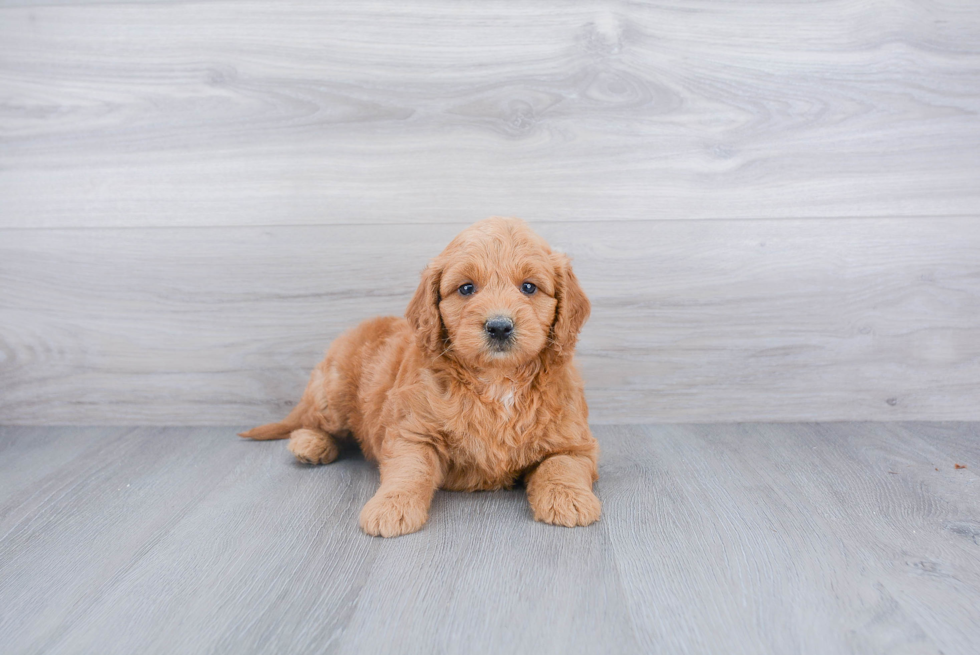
[484,316,515,350]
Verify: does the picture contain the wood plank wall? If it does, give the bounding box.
[2,1,979,424]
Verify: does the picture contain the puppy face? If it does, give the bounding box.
[406,217,590,370]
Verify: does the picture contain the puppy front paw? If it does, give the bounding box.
[359,491,429,538]
[528,483,601,528]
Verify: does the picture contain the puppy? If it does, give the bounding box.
[240,217,599,537]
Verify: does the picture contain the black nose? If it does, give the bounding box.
[484,317,514,342]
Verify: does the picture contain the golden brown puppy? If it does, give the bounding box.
[240,217,599,537]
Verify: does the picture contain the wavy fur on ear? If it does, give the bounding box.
[548,253,591,360]
[405,261,445,357]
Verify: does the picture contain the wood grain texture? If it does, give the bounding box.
[1,1,979,228]
[2,217,978,425]
[0,424,978,654]
[2,0,979,424]
[600,422,980,654]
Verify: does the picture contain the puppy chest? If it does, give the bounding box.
[441,426,543,491]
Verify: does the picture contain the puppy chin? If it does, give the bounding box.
[479,340,540,368]
[486,348,516,362]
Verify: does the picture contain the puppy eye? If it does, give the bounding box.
[521,282,537,295]
[458,283,475,296]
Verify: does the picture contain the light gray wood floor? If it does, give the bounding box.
[1,424,978,654]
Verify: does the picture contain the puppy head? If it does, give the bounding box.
[406,217,590,369]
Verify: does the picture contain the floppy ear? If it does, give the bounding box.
[549,253,591,359]
[405,261,445,357]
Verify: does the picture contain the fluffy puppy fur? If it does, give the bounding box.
[241,217,599,537]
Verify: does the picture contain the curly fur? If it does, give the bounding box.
[241,217,599,537]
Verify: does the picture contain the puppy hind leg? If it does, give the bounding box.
[288,428,340,465]
[288,359,353,465]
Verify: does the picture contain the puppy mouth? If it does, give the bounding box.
[485,337,515,355]
[483,316,517,356]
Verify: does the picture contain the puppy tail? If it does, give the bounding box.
[239,400,308,441]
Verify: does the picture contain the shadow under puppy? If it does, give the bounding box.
[241,217,599,537]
